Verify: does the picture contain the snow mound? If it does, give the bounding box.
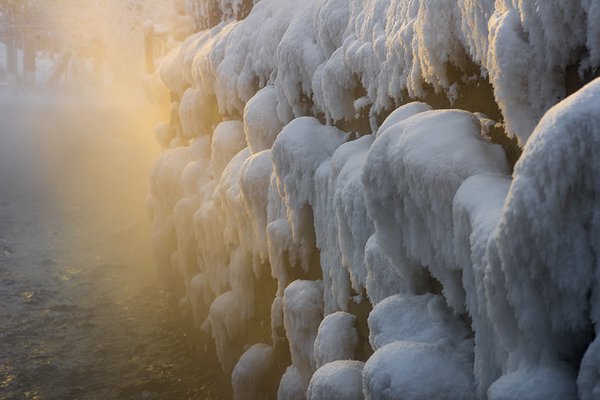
[363,109,509,311]
[376,102,432,137]
[363,341,476,400]
[331,135,374,295]
[283,280,324,390]
[239,150,274,265]
[487,364,578,400]
[368,294,471,351]
[272,116,347,235]
[210,120,247,180]
[232,344,279,400]
[179,88,219,139]
[364,234,407,305]
[204,290,245,372]
[278,365,306,400]
[307,360,364,400]
[272,117,349,312]
[244,86,284,153]
[314,312,359,369]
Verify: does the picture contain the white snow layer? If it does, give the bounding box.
[162,0,600,144]
[232,343,279,400]
[368,294,471,351]
[314,312,359,368]
[147,1,600,399]
[363,341,476,399]
[307,360,365,400]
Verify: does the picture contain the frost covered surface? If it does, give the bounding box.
[243,86,284,154]
[277,366,306,400]
[363,108,509,310]
[368,294,470,351]
[314,312,358,368]
[364,341,476,400]
[282,280,324,391]
[366,294,475,398]
[487,364,578,400]
[452,173,511,395]
[148,1,600,399]
[232,343,279,400]
[166,0,600,143]
[485,78,600,400]
[307,360,364,400]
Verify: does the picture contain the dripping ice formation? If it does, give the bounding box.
[146,0,600,398]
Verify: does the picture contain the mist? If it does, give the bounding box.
[0,0,176,261]
[0,2,232,398]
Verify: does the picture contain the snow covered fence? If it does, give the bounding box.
[147,1,600,398]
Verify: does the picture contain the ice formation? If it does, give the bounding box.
[363,341,476,399]
[307,360,365,400]
[313,312,359,368]
[368,294,471,351]
[231,343,279,400]
[147,0,600,398]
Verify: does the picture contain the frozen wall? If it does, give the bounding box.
[147,1,600,399]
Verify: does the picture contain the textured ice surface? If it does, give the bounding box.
[363,109,509,311]
[282,280,324,391]
[363,341,476,400]
[232,344,279,400]
[307,360,364,400]
[167,0,600,143]
[485,78,600,399]
[149,1,600,398]
[314,312,358,368]
[368,294,471,351]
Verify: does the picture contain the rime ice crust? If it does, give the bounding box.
[486,78,600,400]
[232,343,279,400]
[307,360,365,400]
[368,294,471,351]
[174,0,600,143]
[363,341,476,400]
[148,1,600,398]
[148,81,600,397]
[314,312,359,368]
